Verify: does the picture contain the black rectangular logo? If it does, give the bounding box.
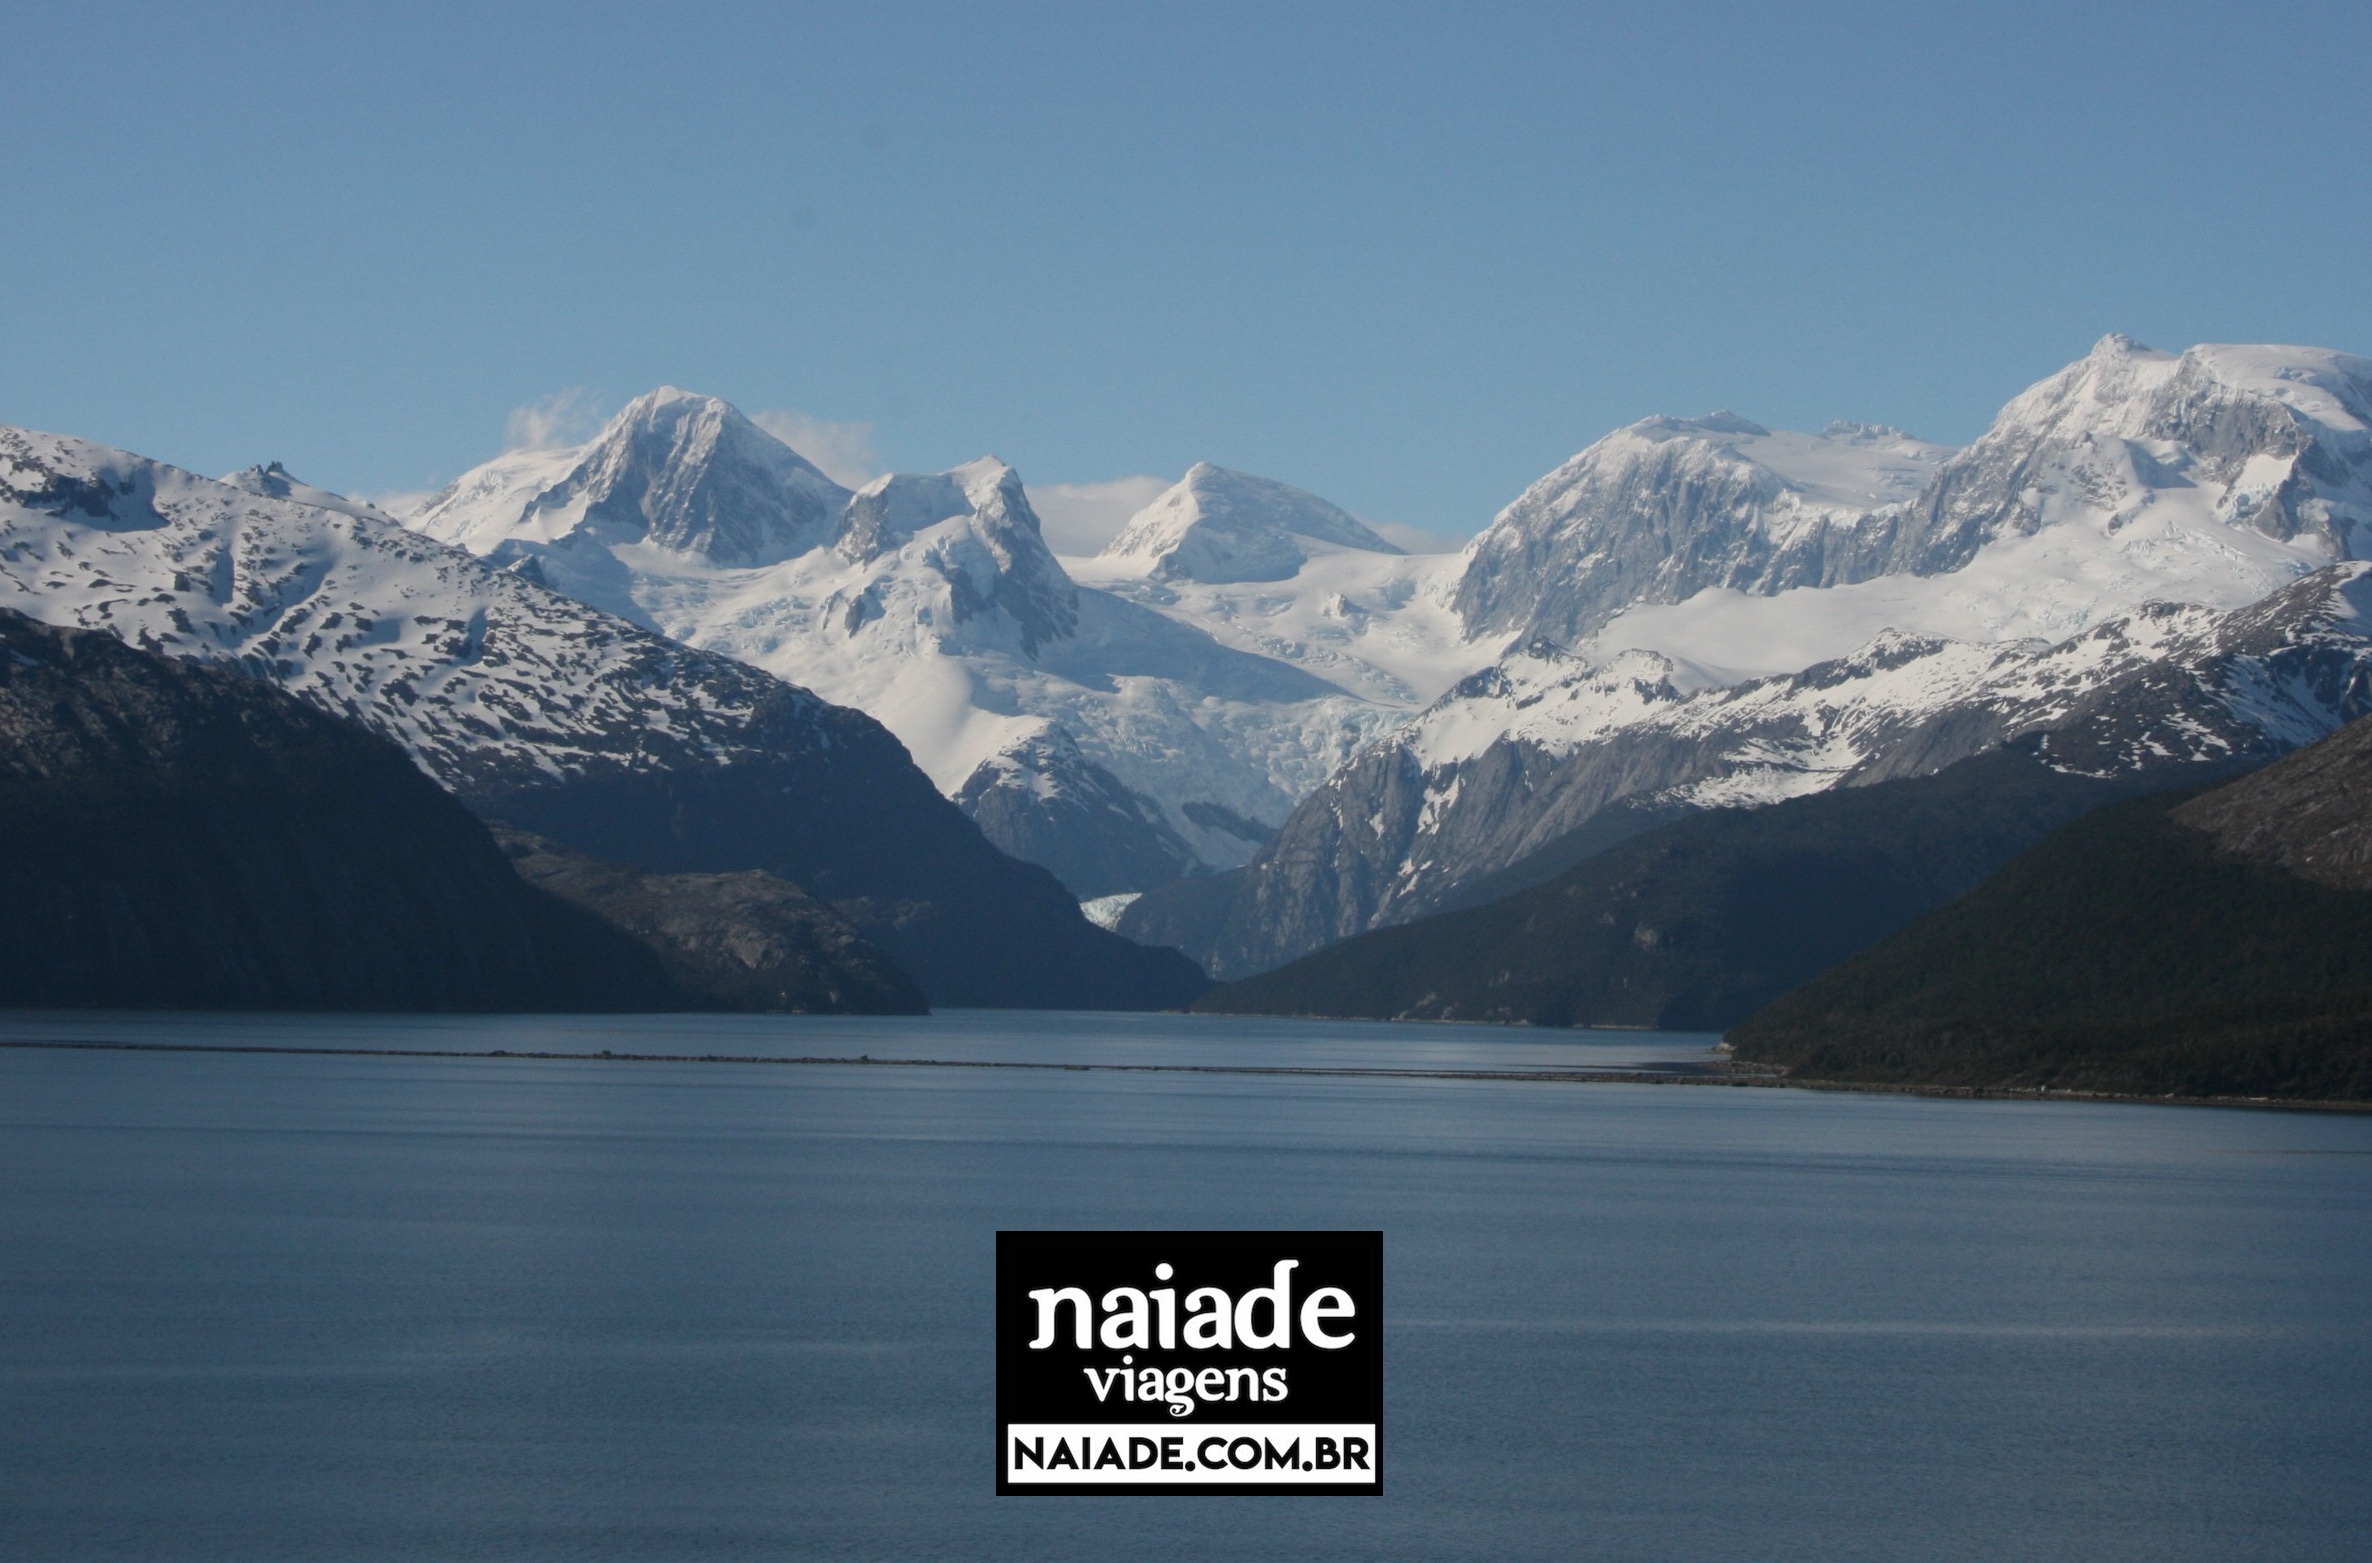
[996,1230,1382,1495]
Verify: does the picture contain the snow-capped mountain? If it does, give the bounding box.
[408,402,1465,894]
[1069,466,1477,712]
[0,423,1205,1008]
[1102,462,1403,583]
[222,460,407,525]
[1458,336,2372,663]
[1139,564,2372,977]
[414,387,849,569]
[1121,338,2372,976]
[953,724,1200,898]
[1455,415,1952,646]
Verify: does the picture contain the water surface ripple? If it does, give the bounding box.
[2,1010,2365,1562]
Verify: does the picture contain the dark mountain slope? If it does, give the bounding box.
[493,827,927,1015]
[1193,743,2208,1029]
[0,426,1204,1012]
[0,610,675,1011]
[1728,718,2372,1101]
[954,726,1200,899]
[487,741,1209,1011]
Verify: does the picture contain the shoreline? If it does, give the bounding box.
[4,1036,2368,1115]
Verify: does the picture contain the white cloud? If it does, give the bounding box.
[750,409,880,489]
[1026,474,1172,555]
[504,388,608,452]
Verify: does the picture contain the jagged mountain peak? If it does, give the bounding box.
[829,456,1078,655]
[952,721,1201,898]
[838,456,1034,561]
[1904,338,2372,576]
[1102,462,1402,584]
[412,386,849,570]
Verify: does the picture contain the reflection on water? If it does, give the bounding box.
[1,1010,2366,1562]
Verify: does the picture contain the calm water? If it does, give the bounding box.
[2,1011,2367,1561]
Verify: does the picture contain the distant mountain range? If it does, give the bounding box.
[407,398,1460,896]
[0,426,1204,1009]
[1125,337,2372,975]
[6,332,2369,1026]
[1190,740,2221,1030]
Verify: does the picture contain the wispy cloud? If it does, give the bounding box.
[504,388,607,452]
[750,409,880,488]
[1026,475,1172,555]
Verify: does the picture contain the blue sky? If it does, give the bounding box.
[3,1,2367,537]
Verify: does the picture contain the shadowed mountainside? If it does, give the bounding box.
[1192,742,2217,1030]
[0,610,678,1011]
[1728,716,2372,1101]
[493,827,928,1015]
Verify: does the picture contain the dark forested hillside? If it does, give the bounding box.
[1728,717,2372,1101]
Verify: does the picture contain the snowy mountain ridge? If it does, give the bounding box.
[1132,563,2372,977]
[1115,338,2372,975]
[407,398,1469,893]
[0,424,837,794]
[1454,414,1954,646]
[0,421,1211,1008]
[1457,336,2372,663]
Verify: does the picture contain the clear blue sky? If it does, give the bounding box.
[3,1,2367,534]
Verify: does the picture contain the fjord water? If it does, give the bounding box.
[3,1013,2366,1562]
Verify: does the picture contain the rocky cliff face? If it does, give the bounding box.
[0,608,679,1011]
